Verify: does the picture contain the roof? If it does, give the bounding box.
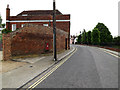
[10,14,70,20]
[17,10,62,16]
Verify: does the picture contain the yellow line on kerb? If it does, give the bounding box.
[27,48,77,90]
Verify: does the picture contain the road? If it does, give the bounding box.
[31,45,118,88]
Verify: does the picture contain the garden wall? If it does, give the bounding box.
[2,24,68,60]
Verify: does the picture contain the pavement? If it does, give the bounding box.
[0,51,2,90]
[0,41,2,51]
[34,45,118,88]
[1,46,75,88]
[0,51,2,61]
[98,47,120,56]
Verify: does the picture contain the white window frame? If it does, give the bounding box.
[12,24,16,31]
[21,24,25,27]
[43,24,48,27]
[22,14,28,16]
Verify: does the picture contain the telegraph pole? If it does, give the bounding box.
[53,0,57,61]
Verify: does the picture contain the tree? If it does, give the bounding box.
[2,23,5,28]
[113,36,120,46]
[91,28,100,45]
[0,15,2,28]
[107,35,113,46]
[77,34,82,44]
[94,23,113,45]
[87,31,91,45]
[2,28,12,34]
[0,15,5,28]
[0,15,2,24]
[81,29,87,44]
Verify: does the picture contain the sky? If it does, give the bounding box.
[0,0,119,37]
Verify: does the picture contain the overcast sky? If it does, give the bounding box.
[0,0,119,37]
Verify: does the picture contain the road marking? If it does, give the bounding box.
[99,48,120,58]
[27,48,77,89]
[103,50,119,58]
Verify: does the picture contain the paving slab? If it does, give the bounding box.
[0,51,2,61]
[2,46,75,88]
[13,57,46,64]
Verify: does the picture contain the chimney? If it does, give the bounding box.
[6,4,10,20]
[6,4,10,30]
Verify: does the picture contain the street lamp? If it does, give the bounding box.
[53,0,57,61]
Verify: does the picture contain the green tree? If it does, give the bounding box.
[0,15,2,28]
[0,15,6,28]
[107,35,113,46]
[94,23,113,45]
[2,23,5,28]
[113,36,120,46]
[2,28,12,34]
[77,34,82,44]
[81,29,87,44]
[87,31,91,45]
[91,28,100,45]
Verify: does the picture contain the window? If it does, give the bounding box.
[21,24,25,27]
[22,14,28,16]
[43,24,48,27]
[12,24,16,31]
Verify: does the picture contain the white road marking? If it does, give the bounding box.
[99,48,120,59]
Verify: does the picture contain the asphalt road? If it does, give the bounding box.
[34,45,118,88]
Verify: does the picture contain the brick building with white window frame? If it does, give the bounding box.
[6,5,71,49]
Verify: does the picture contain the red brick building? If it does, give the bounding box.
[6,5,71,49]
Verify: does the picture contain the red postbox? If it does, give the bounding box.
[46,43,49,50]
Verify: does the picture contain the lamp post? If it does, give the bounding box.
[53,0,57,61]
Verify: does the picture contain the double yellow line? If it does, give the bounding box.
[27,48,77,90]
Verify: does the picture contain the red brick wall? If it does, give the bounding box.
[2,24,68,60]
[55,22,70,49]
[9,20,70,49]
[7,14,70,49]
[9,21,70,33]
[9,15,70,21]
[2,34,12,60]
[8,14,70,31]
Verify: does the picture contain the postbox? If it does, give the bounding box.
[46,43,49,50]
